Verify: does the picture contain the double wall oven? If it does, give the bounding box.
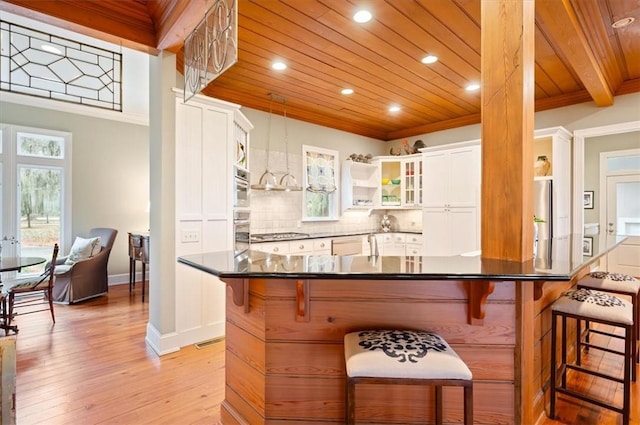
[233,166,250,255]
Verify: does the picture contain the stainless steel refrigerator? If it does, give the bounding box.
[534,179,553,240]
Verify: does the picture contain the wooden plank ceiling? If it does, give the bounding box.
[1,0,639,140]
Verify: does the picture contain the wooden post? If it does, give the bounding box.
[480,0,535,262]
[480,1,536,424]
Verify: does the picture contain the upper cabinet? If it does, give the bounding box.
[341,160,380,211]
[372,153,422,209]
[422,141,481,208]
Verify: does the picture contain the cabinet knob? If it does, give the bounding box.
[299,244,305,250]
[273,247,279,252]
[320,243,325,248]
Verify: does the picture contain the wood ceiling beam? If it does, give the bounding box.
[0,0,160,55]
[148,0,210,53]
[536,0,613,106]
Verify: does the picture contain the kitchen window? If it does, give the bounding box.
[302,145,339,221]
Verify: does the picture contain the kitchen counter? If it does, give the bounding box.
[250,229,421,243]
[178,234,624,424]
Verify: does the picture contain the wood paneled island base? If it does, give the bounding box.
[219,276,565,425]
[177,237,624,424]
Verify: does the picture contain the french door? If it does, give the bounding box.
[0,124,71,276]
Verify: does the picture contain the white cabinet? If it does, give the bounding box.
[422,207,479,256]
[402,156,423,207]
[534,127,572,237]
[422,142,480,208]
[174,89,253,343]
[421,141,480,256]
[405,233,423,256]
[341,160,380,211]
[373,154,422,208]
[252,237,332,255]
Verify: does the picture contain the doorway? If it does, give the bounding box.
[0,124,71,276]
[605,173,640,276]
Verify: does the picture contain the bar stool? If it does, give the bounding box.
[550,288,635,425]
[344,329,473,425]
[578,271,639,366]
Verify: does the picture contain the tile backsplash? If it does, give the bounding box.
[250,149,422,235]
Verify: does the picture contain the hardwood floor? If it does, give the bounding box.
[14,284,223,425]
[11,283,639,424]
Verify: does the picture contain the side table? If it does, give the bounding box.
[128,232,149,301]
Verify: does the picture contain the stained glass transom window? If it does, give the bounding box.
[0,21,122,111]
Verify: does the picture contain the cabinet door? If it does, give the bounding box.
[422,151,449,206]
[449,207,479,255]
[422,208,451,255]
[448,146,480,207]
[252,242,290,255]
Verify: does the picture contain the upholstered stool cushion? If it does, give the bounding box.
[552,288,633,325]
[579,271,640,294]
[344,330,472,380]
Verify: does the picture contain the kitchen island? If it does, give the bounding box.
[178,234,624,425]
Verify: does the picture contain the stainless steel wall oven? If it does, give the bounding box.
[233,166,250,208]
[233,210,250,255]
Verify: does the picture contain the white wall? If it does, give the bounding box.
[0,101,149,280]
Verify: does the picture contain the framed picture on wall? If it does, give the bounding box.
[583,191,594,209]
[583,237,593,256]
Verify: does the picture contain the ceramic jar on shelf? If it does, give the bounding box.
[534,155,551,176]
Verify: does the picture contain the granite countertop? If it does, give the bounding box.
[179,234,625,282]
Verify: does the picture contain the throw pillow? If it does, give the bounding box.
[65,236,101,265]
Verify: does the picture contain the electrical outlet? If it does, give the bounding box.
[181,230,200,243]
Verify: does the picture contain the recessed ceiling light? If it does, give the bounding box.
[353,10,372,23]
[341,88,354,95]
[421,55,438,64]
[272,61,287,71]
[612,17,635,28]
[389,105,401,113]
[42,44,62,55]
[465,83,480,91]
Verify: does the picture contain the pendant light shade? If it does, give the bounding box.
[251,93,301,191]
[279,100,302,191]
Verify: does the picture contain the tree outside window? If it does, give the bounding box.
[302,145,339,221]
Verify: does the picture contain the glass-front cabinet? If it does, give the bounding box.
[377,158,401,207]
[402,155,422,207]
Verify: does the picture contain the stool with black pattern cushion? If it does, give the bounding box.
[577,271,639,366]
[344,329,473,425]
[550,288,635,425]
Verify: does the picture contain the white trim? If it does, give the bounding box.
[572,121,640,235]
[1,92,149,126]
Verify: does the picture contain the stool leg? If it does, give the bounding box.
[129,257,134,292]
[623,324,632,425]
[550,311,557,419]
[576,316,582,366]
[463,384,473,425]
[435,386,443,425]
[346,378,355,425]
[561,315,568,388]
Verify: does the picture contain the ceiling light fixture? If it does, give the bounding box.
[279,99,302,192]
[341,88,354,95]
[421,55,438,64]
[465,83,480,91]
[272,61,287,70]
[389,105,401,113]
[611,17,635,28]
[353,10,372,23]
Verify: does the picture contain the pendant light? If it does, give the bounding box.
[278,98,302,191]
[251,95,282,191]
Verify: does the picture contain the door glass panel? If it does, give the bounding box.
[607,154,640,172]
[18,165,62,274]
[615,181,640,236]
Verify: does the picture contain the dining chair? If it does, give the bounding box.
[2,244,59,334]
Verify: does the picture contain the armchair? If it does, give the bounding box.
[52,228,118,304]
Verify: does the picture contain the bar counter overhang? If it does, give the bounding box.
[179,234,624,425]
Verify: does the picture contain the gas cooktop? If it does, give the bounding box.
[252,232,310,241]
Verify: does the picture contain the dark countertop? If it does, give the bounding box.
[179,234,625,281]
